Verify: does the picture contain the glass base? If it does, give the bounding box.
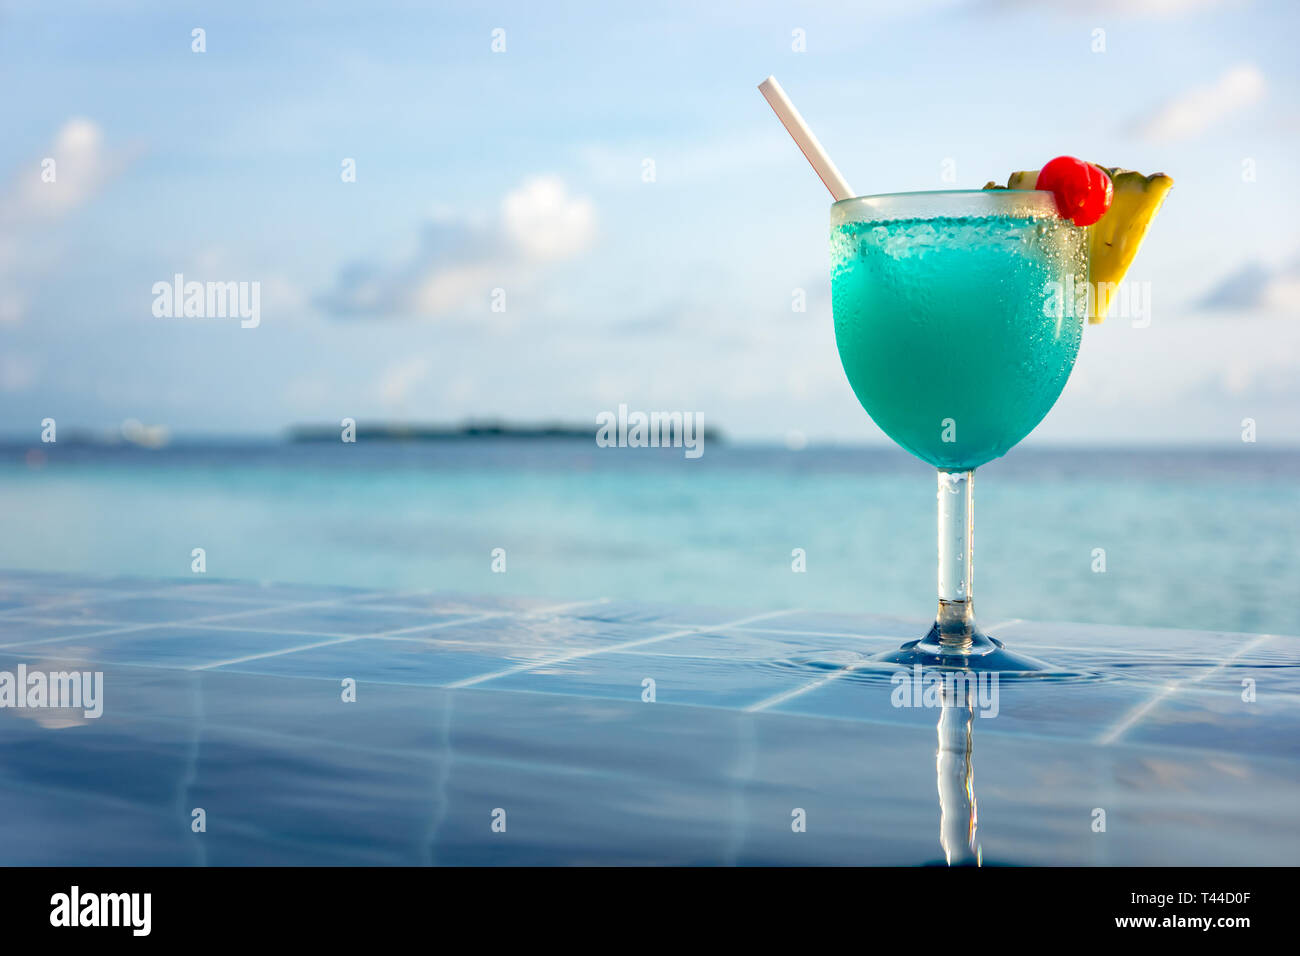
[871,616,1051,673]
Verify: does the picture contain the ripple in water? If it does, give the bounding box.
[775,650,1108,685]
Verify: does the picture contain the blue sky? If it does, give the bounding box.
[2,0,1297,444]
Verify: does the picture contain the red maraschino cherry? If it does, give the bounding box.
[1037,156,1113,227]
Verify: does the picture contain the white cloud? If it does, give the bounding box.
[503,176,595,260]
[12,119,113,218]
[1137,64,1266,142]
[1198,258,1300,314]
[317,176,596,319]
[411,261,501,316]
[0,118,131,323]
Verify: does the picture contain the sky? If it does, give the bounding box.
[1,0,1298,445]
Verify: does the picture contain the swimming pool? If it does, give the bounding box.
[0,570,1295,865]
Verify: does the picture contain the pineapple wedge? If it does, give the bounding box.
[1086,168,1173,322]
[998,166,1173,322]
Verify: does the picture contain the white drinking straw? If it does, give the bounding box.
[758,75,855,201]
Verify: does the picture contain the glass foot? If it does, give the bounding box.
[871,618,1051,673]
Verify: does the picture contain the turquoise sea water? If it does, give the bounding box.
[831,215,1087,470]
[0,440,1295,637]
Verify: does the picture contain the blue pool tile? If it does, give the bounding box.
[23,595,279,625]
[209,616,686,685]
[199,828,405,866]
[186,730,443,865]
[227,603,471,636]
[483,650,820,709]
[428,757,738,865]
[2,627,332,669]
[190,671,447,751]
[0,586,144,618]
[748,610,932,639]
[0,713,196,809]
[0,784,196,865]
[999,619,1278,661]
[444,689,752,786]
[155,579,360,604]
[1118,688,1300,757]
[405,615,667,656]
[0,569,157,594]
[569,600,793,628]
[0,619,133,646]
[631,626,900,662]
[0,651,201,725]
[353,590,605,616]
[211,636,530,685]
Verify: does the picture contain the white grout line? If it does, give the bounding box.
[0,587,455,652]
[1,615,125,627]
[443,608,800,690]
[528,596,612,616]
[188,598,612,672]
[358,596,610,616]
[179,623,360,640]
[667,624,912,642]
[171,597,610,645]
[0,587,173,620]
[0,595,359,651]
[745,661,872,713]
[1096,633,1277,746]
[0,587,610,670]
[189,612,508,671]
[1096,683,1180,746]
[352,614,510,639]
[0,620,180,649]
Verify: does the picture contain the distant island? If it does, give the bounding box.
[287,420,725,443]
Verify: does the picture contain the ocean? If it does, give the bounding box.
[1,440,1296,637]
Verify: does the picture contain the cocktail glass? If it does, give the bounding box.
[830,189,1087,671]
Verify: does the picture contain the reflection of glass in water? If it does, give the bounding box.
[936,683,980,866]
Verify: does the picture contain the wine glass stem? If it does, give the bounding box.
[936,469,975,637]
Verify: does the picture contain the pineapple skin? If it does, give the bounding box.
[1086,168,1173,323]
